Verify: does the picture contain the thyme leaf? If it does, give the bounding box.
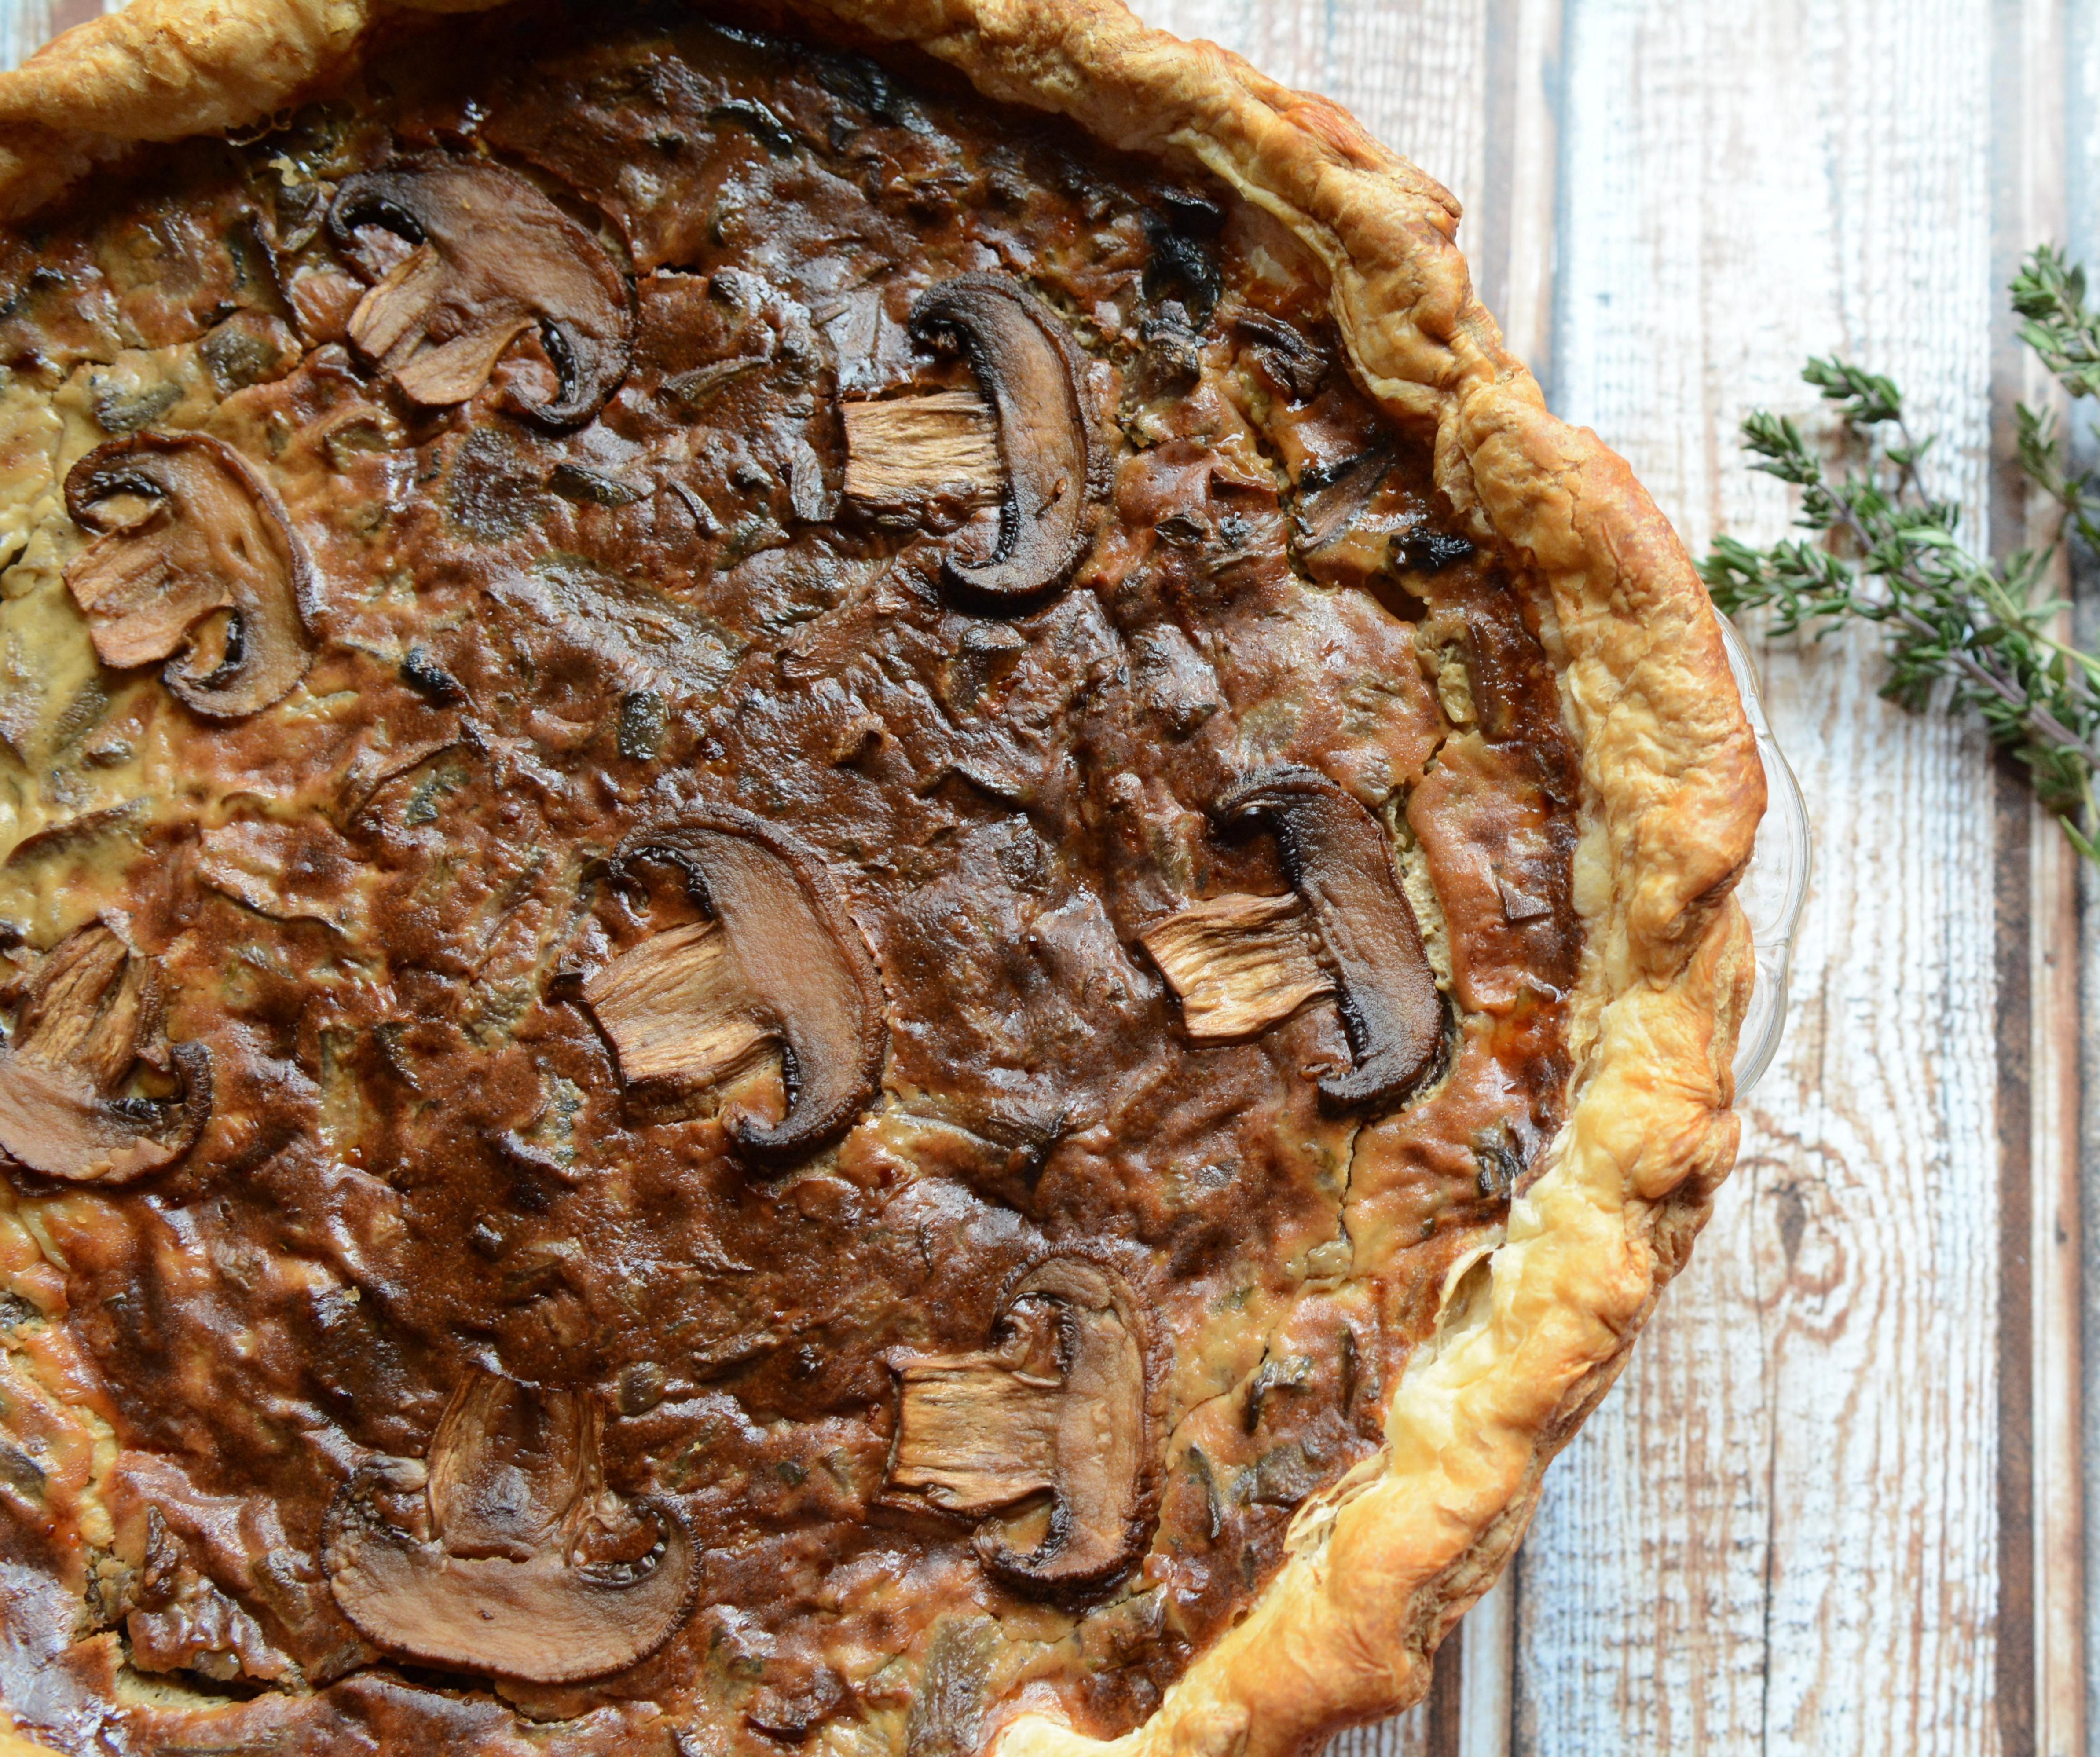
[1701,245,2100,862]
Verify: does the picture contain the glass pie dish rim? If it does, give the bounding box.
[1712,611,1810,1096]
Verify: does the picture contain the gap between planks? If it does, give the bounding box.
[1993,0,2083,1753]
[2069,5,2100,1748]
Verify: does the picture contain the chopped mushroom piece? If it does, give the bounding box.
[1216,767,1446,1111]
[1291,449,1436,594]
[324,1369,696,1683]
[329,155,633,425]
[64,434,314,718]
[886,1257,1155,1598]
[0,925,211,1185]
[904,1616,999,1757]
[592,811,885,1164]
[1139,893,1333,1041]
[907,275,1101,598]
[1294,450,1393,555]
[1234,310,1329,399]
[841,390,1002,510]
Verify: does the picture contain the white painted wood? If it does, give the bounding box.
[1136,0,1490,226]
[0,0,50,67]
[1519,3,2030,1756]
[1457,1569,1514,1757]
[1324,1709,1433,1757]
[1476,0,1565,397]
[3,0,112,66]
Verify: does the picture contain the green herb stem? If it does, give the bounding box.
[1701,249,2100,860]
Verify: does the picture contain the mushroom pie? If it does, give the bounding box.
[0,4,1763,1755]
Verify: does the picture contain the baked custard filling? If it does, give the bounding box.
[0,7,1581,1752]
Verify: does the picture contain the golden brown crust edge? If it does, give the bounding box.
[0,4,1766,1756]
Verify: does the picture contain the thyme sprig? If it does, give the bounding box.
[1701,245,2100,860]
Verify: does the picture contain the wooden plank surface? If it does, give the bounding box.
[1518,2,2077,1754]
[1529,4,2009,1752]
[2071,11,2100,1751]
[0,2,2084,1754]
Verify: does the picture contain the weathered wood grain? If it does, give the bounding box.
[3,0,93,65]
[1516,2,2071,1755]
[1476,0,1564,397]
[1135,0,1489,220]
[2071,11,2100,1750]
[1140,0,2066,1749]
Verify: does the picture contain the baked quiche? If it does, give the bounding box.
[0,4,1763,1755]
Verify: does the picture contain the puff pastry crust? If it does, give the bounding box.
[0,5,1764,1755]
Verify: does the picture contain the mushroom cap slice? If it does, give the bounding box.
[324,1501,696,1684]
[974,1258,1154,1595]
[609,811,885,1164]
[64,434,314,719]
[329,155,634,426]
[907,275,1101,600]
[0,924,212,1185]
[887,1256,1158,1600]
[324,1372,696,1684]
[1215,767,1446,1112]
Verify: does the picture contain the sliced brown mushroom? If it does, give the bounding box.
[906,275,1100,599]
[1139,892,1334,1041]
[841,390,1002,511]
[1215,767,1445,1110]
[886,1256,1155,1597]
[0,924,211,1185]
[324,1369,695,1684]
[328,155,633,426]
[64,434,314,719]
[592,812,885,1164]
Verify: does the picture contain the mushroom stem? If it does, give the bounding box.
[888,1311,1062,1517]
[841,390,1003,511]
[582,918,775,1092]
[1139,892,1334,1041]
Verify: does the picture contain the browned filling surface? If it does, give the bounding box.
[0,8,1581,1753]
